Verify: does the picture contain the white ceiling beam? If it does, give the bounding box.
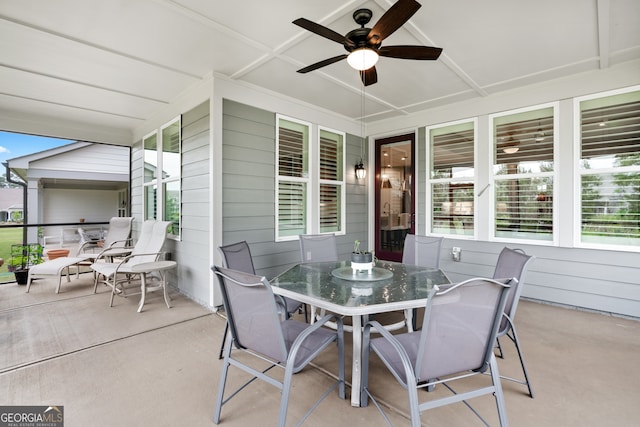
[378,0,488,98]
[597,0,611,69]
[0,14,201,79]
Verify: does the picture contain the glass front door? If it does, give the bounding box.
[375,134,415,261]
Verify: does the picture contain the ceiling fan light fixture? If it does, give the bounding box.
[502,136,520,154]
[503,146,519,154]
[347,48,379,71]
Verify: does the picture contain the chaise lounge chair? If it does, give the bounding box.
[26,217,134,294]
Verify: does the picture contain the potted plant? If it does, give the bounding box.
[351,240,373,264]
[351,240,373,263]
[8,243,44,285]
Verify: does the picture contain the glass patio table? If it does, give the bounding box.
[270,260,450,407]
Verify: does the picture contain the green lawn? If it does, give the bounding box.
[0,227,24,283]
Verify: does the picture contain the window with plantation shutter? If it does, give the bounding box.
[319,128,345,233]
[276,117,309,240]
[577,88,640,249]
[428,120,476,236]
[276,117,346,240]
[491,105,556,242]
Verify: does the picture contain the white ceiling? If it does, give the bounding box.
[1,0,639,139]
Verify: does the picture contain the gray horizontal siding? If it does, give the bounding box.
[176,101,211,305]
[129,141,144,227]
[437,240,640,318]
[222,99,369,281]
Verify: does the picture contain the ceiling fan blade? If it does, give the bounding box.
[360,67,378,86]
[293,18,350,45]
[297,54,348,73]
[378,45,442,60]
[368,0,421,45]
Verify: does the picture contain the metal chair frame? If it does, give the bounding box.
[213,266,345,427]
[362,278,513,427]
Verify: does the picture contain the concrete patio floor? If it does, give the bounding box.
[1,272,638,426]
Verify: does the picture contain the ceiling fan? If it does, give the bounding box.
[293,0,442,86]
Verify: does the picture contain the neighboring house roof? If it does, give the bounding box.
[6,141,129,191]
[0,188,23,211]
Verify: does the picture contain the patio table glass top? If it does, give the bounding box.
[270,260,451,316]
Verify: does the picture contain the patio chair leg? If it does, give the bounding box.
[213,338,232,424]
[496,336,505,358]
[490,355,509,426]
[218,322,229,360]
[508,327,535,398]
[109,278,118,307]
[278,366,296,427]
[93,274,100,293]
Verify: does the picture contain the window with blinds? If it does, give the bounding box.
[143,131,158,222]
[143,132,157,183]
[578,89,640,248]
[492,106,555,241]
[276,118,345,240]
[319,128,344,233]
[161,118,181,237]
[142,116,182,239]
[428,120,475,236]
[276,117,310,239]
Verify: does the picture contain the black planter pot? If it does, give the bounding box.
[14,269,29,285]
[351,252,373,263]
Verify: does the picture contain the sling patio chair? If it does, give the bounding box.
[216,240,307,359]
[362,277,513,427]
[77,216,134,258]
[212,266,345,427]
[402,234,444,331]
[26,217,135,294]
[91,220,171,308]
[299,233,339,263]
[493,246,536,398]
[299,233,340,328]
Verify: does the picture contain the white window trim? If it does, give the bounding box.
[142,116,181,241]
[275,116,347,242]
[161,116,181,240]
[317,125,346,237]
[572,85,640,252]
[276,115,312,242]
[142,129,158,222]
[425,117,478,240]
[488,102,560,246]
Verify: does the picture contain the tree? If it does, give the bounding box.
[0,173,22,188]
[613,153,640,236]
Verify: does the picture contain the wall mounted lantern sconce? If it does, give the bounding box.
[355,75,368,180]
[355,158,366,179]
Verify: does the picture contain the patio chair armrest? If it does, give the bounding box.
[112,252,165,273]
[104,238,133,249]
[364,320,416,387]
[77,240,99,254]
[312,313,344,333]
[291,313,344,347]
[121,251,165,262]
[287,313,343,373]
[92,245,134,262]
